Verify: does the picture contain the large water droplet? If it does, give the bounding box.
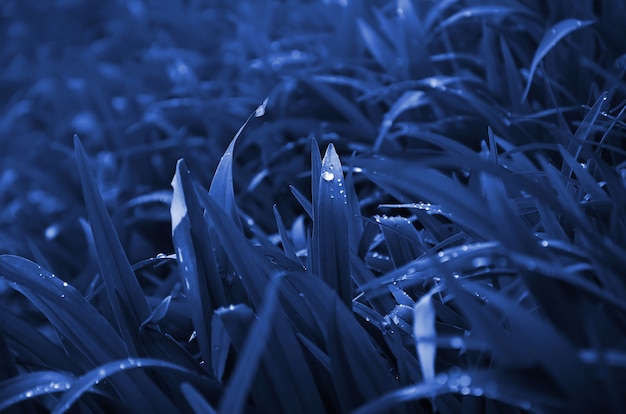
[321,171,334,181]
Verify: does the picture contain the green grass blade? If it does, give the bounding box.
[74,136,151,354]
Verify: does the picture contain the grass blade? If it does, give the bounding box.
[0,255,172,412]
[374,90,427,150]
[209,98,268,227]
[312,144,352,307]
[273,205,301,264]
[522,19,595,102]
[0,371,74,412]
[171,159,227,366]
[51,357,208,414]
[74,136,151,354]
[180,383,218,414]
[413,292,437,382]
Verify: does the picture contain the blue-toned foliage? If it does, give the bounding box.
[1,0,625,413]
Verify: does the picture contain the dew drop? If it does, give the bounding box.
[60,294,65,298]
[62,282,69,287]
[321,171,334,181]
[450,337,464,348]
[435,373,448,384]
[459,374,472,387]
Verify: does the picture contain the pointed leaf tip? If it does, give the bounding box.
[255,97,269,117]
[171,159,189,233]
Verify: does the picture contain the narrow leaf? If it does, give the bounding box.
[0,372,74,412]
[74,136,151,354]
[413,292,437,382]
[312,144,352,307]
[181,383,218,414]
[522,19,595,101]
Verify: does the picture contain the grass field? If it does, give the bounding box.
[1,0,626,413]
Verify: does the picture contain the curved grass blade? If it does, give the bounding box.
[220,277,280,414]
[0,371,74,412]
[522,19,595,102]
[312,144,352,307]
[215,305,279,413]
[209,98,268,228]
[289,185,313,219]
[357,18,395,73]
[300,78,376,138]
[180,383,218,414]
[139,295,172,330]
[74,136,151,354]
[171,159,227,366]
[51,357,209,414]
[279,276,398,410]
[567,91,607,162]
[558,145,609,202]
[353,369,567,414]
[0,307,75,373]
[273,205,301,264]
[357,158,497,241]
[376,215,426,267]
[0,256,172,413]
[432,5,526,36]
[413,292,437,382]
[374,91,427,151]
[202,195,270,308]
[210,314,230,382]
[0,255,127,362]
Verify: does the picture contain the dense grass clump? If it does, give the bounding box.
[1,0,625,413]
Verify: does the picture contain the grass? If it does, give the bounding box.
[1,0,625,412]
